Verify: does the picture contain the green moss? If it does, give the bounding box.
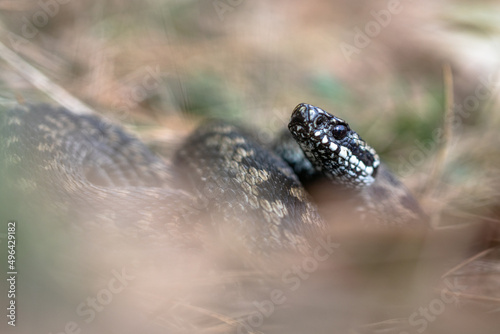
[308,72,351,105]
[168,71,242,119]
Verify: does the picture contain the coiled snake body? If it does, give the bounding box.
[0,103,425,254]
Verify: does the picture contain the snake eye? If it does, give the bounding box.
[332,124,348,140]
[314,115,328,128]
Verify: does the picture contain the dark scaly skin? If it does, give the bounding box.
[0,103,324,254]
[174,121,324,254]
[0,104,201,245]
[287,103,426,226]
[0,101,424,262]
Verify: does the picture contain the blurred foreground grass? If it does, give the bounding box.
[1,0,500,333]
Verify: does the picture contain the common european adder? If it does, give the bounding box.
[0,102,426,254]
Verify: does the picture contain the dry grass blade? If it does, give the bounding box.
[441,248,495,279]
[176,302,265,334]
[422,63,454,225]
[0,39,94,114]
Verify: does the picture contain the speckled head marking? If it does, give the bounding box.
[288,103,380,188]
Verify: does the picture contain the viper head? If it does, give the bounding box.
[288,103,379,188]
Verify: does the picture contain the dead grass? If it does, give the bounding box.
[1,0,500,333]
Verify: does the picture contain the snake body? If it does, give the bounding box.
[0,102,425,254]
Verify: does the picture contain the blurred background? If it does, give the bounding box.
[1,0,500,333]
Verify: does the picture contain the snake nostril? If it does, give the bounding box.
[313,115,328,128]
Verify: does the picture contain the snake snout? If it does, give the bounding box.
[290,103,310,125]
[290,103,321,128]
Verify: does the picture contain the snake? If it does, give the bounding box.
[0,102,426,255]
